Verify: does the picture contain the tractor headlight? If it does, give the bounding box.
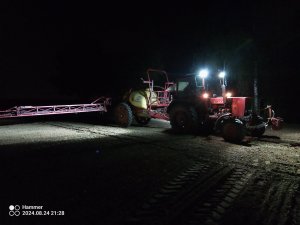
[199,69,209,79]
[202,93,209,98]
[226,92,232,98]
[218,71,226,78]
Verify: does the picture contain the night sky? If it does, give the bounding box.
[0,1,299,121]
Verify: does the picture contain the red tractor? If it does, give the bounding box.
[114,69,174,127]
[167,70,283,142]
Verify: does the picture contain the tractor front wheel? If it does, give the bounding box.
[114,102,133,127]
[250,125,266,137]
[169,105,198,133]
[246,115,266,137]
[222,120,246,143]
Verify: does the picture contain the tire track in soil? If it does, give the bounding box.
[44,122,144,143]
[44,122,300,177]
[180,167,253,225]
[44,122,300,225]
[261,179,297,225]
[258,137,300,147]
[126,160,254,225]
[290,186,300,225]
[221,172,300,225]
[44,122,192,152]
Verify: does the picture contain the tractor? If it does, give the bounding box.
[114,68,282,143]
[167,70,283,142]
[114,69,174,127]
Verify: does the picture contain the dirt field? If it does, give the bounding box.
[1,116,300,225]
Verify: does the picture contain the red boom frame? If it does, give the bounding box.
[0,97,110,119]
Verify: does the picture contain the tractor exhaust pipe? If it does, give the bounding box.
[221,84,226,98]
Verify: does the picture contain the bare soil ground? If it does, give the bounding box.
[1,116,300,225]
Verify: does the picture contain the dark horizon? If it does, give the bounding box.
[0,1,299,122]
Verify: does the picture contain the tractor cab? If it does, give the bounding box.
[170,74,209,102]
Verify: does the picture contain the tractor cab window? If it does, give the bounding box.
[175,76,203,97]
[206,76,222,97]
[177,81,189,91]
[195,76,204,88]
[176,76,201,91]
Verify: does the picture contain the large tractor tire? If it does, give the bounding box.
[169,105,198,133]
[222,119,246,143]
[114,102,133,127]
[135,116,151,126]
[246,115,266,137]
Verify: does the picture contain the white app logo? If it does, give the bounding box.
[9,205,20,216]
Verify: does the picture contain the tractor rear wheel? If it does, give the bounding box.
[222,120,246,143]
[114,102,133,127]
[169,105,198,133]
[135,116,151,125]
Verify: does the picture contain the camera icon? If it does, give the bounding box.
[9,205,20,216]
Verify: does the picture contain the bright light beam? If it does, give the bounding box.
[199,69,209,79]
[218,71,226,78]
